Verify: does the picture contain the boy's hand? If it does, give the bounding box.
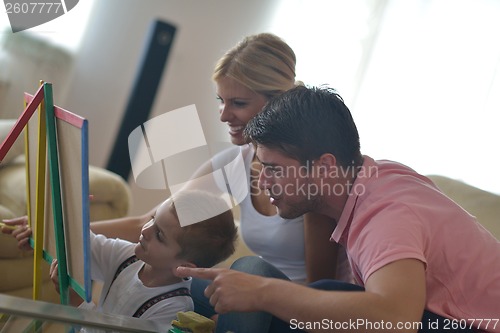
[1,216,28,232]
[1,216,33,251]
[50,259,84,306]
[49,259,60,293]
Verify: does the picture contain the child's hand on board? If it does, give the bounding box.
[1,216,33,252]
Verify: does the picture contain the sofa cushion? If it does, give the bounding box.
[428,175,500,239]
[0,119,24,165]
[0,160,28,218]
[88,165,131,221]
[0,256,46,291]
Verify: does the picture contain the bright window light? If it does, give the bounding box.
[270,0,372,104]
[1,0,95,52]
[271,0,500,194]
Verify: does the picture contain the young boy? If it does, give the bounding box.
[4,189,237,331]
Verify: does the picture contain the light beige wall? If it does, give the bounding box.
[62,0,281,215]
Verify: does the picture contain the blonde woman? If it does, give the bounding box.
[210,32,350,283]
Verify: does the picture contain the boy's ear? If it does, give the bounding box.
[179,262,197,269]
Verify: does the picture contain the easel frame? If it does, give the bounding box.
[0,82,92,304]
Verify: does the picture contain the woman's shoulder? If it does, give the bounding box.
[211,144,253,168]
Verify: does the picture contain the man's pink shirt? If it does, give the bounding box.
[331,156,500,332]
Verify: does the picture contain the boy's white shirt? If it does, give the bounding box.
[79,232,193,332]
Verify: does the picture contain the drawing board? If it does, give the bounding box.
[24,87,91,303]
[53,105,91,302]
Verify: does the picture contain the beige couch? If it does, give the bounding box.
[0,156,131,303]
[427,175,500,239]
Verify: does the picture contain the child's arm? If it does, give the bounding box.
[90,206,157,242]
[1,216,33,252]
[2,209,155,247]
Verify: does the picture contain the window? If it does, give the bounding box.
[272,0,500,194]
[1,0,95,52]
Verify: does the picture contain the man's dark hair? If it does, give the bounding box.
[244,85,362,168]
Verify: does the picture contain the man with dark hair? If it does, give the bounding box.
[177,86,500,333]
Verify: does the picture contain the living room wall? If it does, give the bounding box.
[61,0,281,215]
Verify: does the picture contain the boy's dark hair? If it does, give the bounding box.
[244,85,363,169]
[170,190,237,268]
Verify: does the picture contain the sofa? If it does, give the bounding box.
[427,175,500,239]
[0,153,131,303]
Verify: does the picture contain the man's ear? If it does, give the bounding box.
[316,153,337,176]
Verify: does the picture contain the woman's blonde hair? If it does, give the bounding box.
[213,33,297,100]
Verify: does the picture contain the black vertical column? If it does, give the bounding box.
[106,20,176,180]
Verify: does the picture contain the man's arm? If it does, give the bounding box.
[303,212,338,282]
[177,258,426,333]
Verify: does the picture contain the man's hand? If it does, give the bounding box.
[176,267,269,314]
[1,216,33,251]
